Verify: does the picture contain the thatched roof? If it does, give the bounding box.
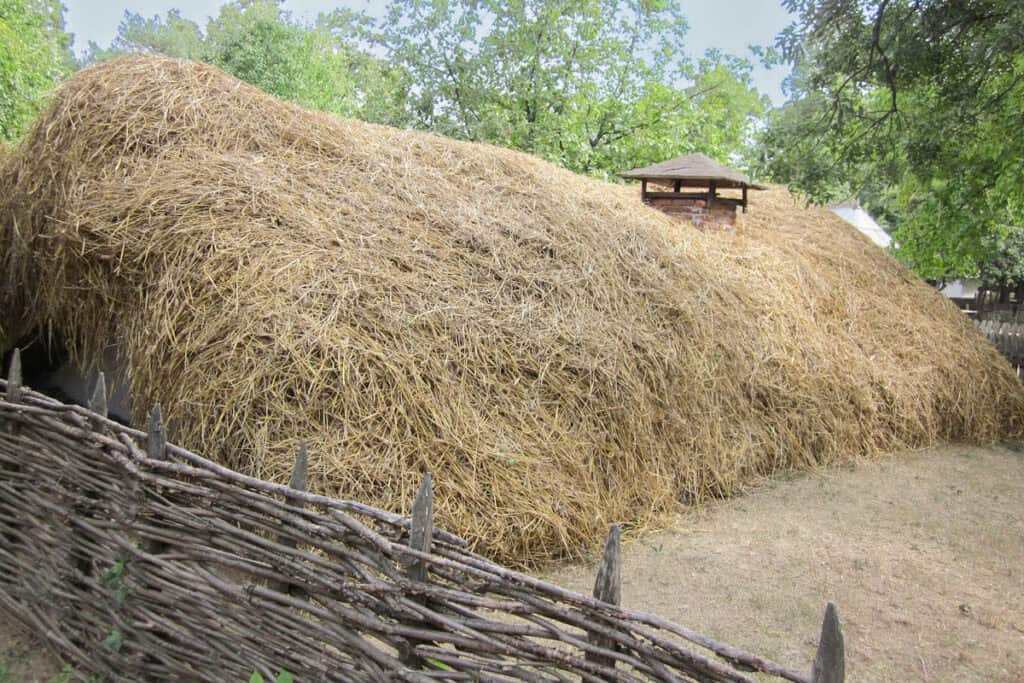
[1,57,1021,566]
[620,152,767,189]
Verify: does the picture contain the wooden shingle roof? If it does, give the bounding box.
[619,153,767,190]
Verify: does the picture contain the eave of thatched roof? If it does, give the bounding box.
[619,153,767,190]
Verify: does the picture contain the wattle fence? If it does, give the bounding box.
[0,350,844,682]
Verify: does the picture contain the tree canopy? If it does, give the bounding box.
[74,0,765,179]
[757,0,1024,279]
[381,0,767,176]
[0,0,73,141]
[80,1,406,124]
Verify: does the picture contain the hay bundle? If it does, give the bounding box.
[2,56,1021,565]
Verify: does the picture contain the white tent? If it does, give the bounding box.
[829,201,892,248]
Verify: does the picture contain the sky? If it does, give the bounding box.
[62,0,795,104]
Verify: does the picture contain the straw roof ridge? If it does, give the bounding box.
[1,56,1021,566]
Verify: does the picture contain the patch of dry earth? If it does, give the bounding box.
[545,444,1024,682]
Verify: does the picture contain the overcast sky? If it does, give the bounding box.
[63,0,794,104]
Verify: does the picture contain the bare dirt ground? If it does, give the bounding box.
[0,620,63,683]
[545,444,1024,682]
[3,444,1022,682]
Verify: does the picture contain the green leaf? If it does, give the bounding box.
[249,673,264,683]
[111,586,129,607]
[50,664,74,683]
[101,560,126,585]
[101,629,123,652]
[0,0,74,141]
[426,658,453,671]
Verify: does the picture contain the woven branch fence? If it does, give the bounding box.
[0,350,844,682]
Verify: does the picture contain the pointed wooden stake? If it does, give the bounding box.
[586,524,621,669]
[141,404,169,555]
[6,348,22,404]
[399,472,435,668]
[406,473,434,583]
[592,524,621,605]
[147,403,166,461]
[289,443,308,492]
[812,602,845,683]
[271,445,311,597]
[89,372,108,419]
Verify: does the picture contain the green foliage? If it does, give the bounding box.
[98,559,129,655]
[205,2,328,106]
[80,1,405,124]
[249,670,293,683]
[66,0,768,179]
[978,226,1024,290]
[51,665,104,683]
[758,0,1024,278]
[25,0,767,181]
[101,558,129,607]
[0,0,73,141]
[100,629,123,653]
[381,0,767,176]
[79,9,203,65]
[755,82,905,229]
[50,665,74,683]
[426,658,454,670]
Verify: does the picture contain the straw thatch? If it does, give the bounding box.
[1,56,1021,565]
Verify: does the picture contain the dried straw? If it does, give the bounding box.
[1,56,1020,565]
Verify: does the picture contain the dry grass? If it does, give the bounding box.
[0,56,1021,566]
[546,444,1024,682]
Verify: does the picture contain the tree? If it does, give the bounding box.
[978,227,1024,292]
[79,0,766,180]
[758,0,1024,278]
[79,9,203,65]
[80,1,407,125]
[0,0,73,141]
[754,75,906,231]
[380,0,767,177]
[204,1,336,107]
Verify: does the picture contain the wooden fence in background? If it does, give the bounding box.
[0,350,844,682]
[977,319,1024,375]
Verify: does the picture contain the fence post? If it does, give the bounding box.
[89,371,108,420]
[811,602,844,683]
[400,473,433,667]
[271,445,308,596]
[406,473,433,583]
[2,349,23,550]
[5,349,21,437]
[288,443,308,492]
[143,404,169,555]
[6,348,21,404]
[147,403,166,461]
[586,523,621,669]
